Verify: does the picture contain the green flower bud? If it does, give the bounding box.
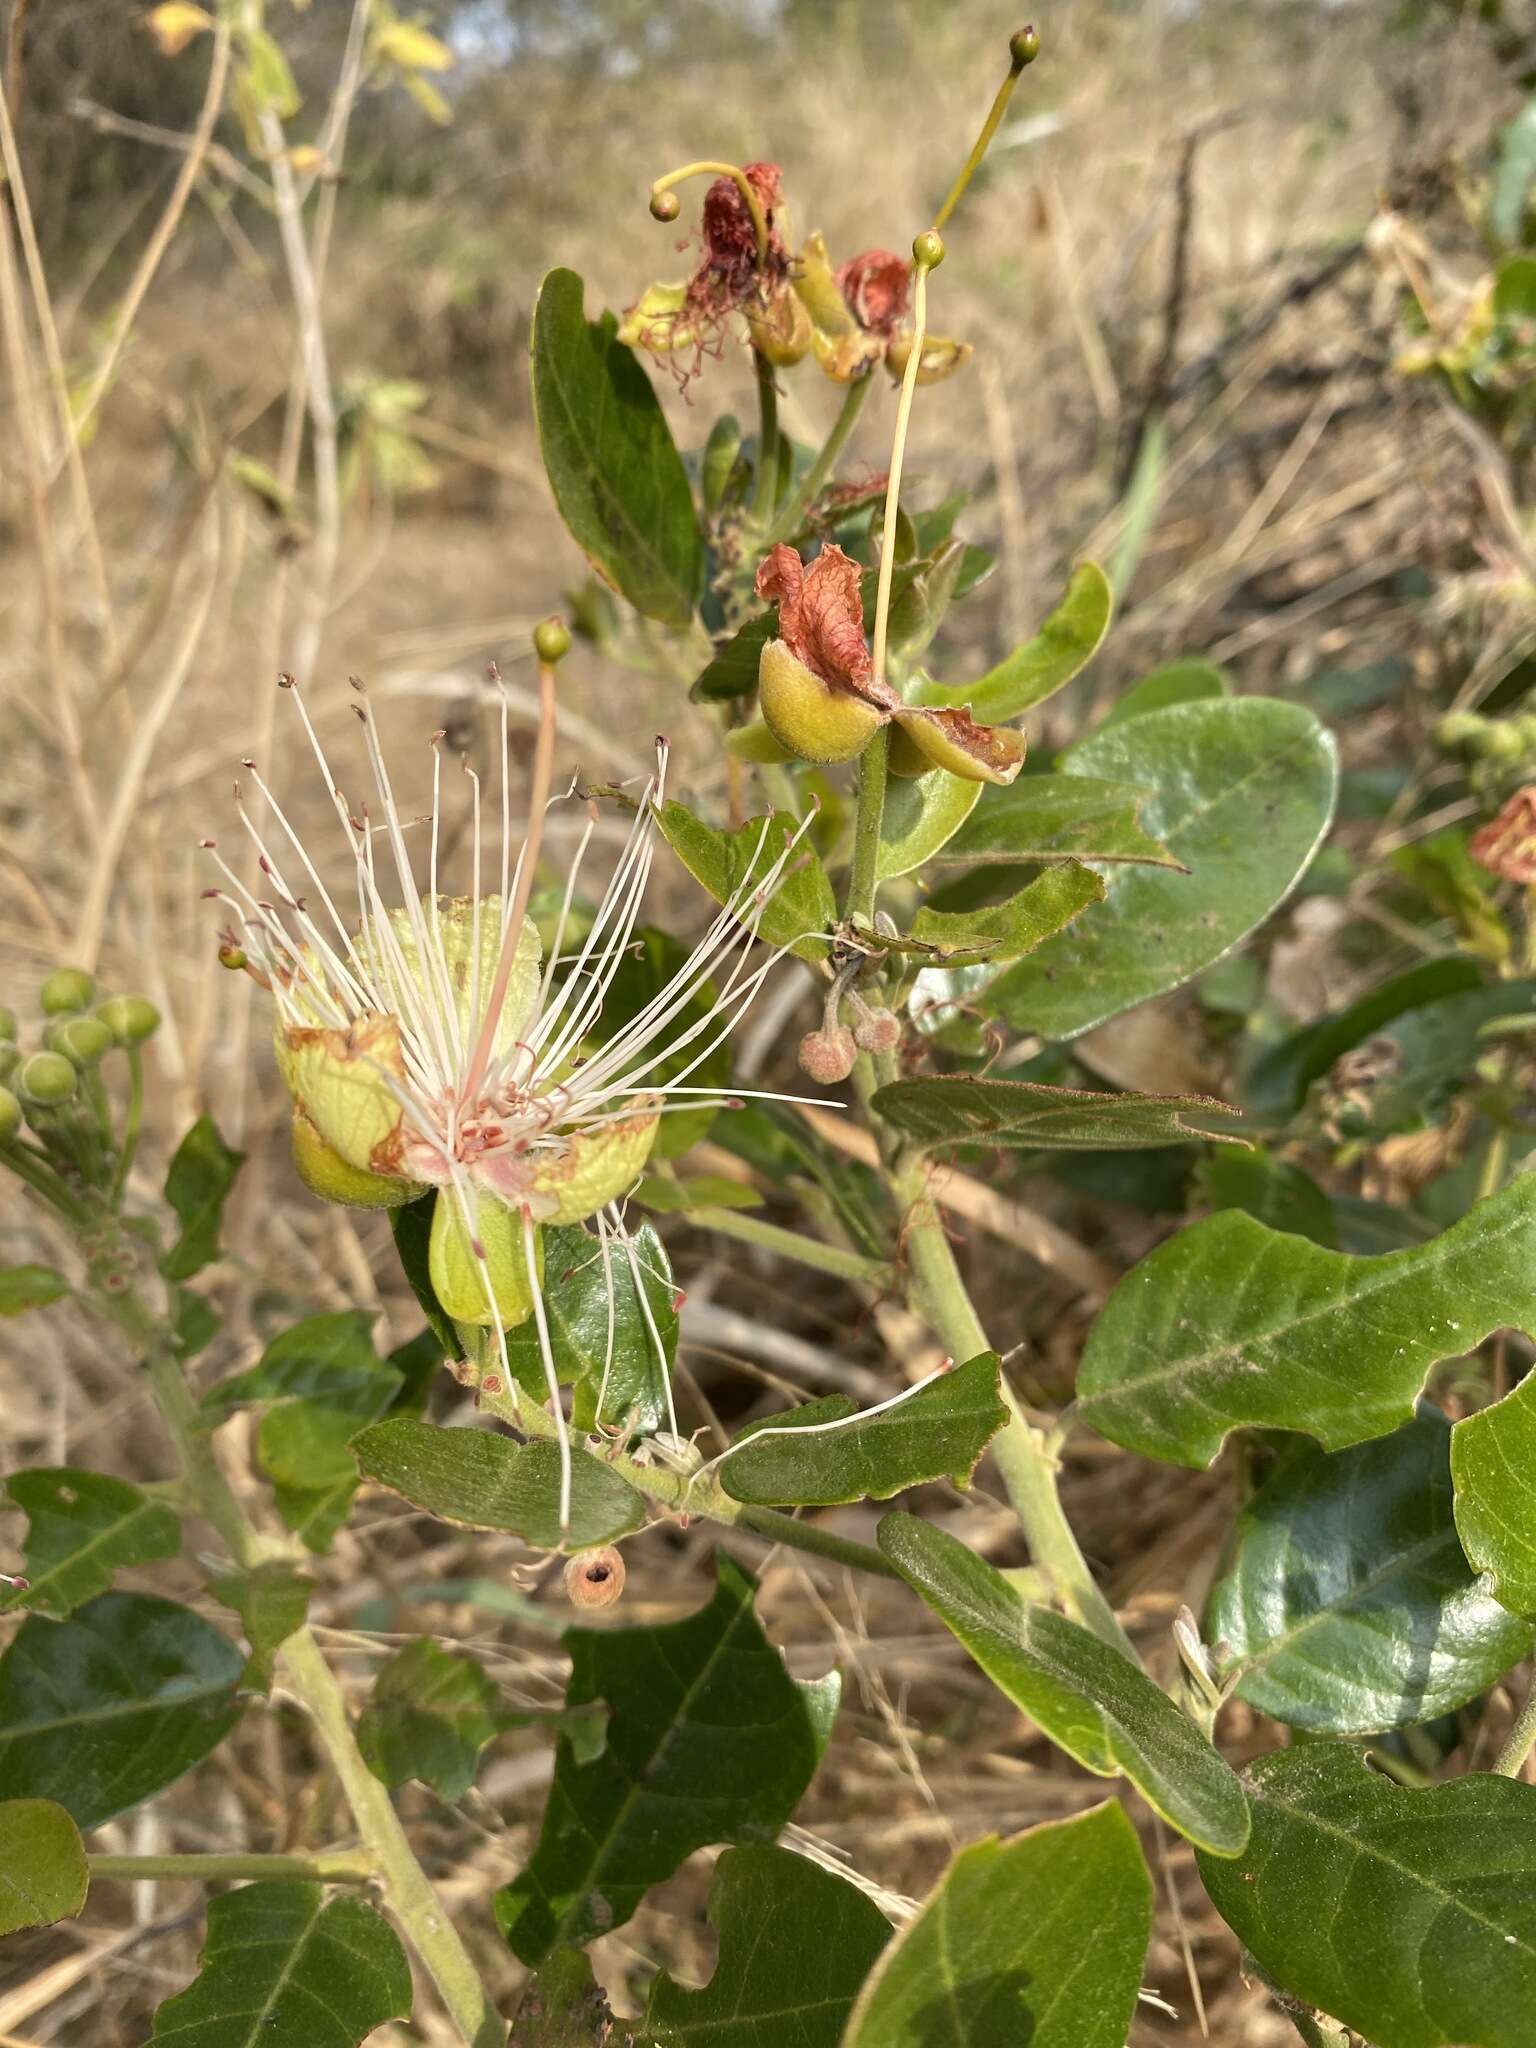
[50,1016,114,1068]
[39,967,95,1015]
[17,1051,78,1106]
[0,1086,19,1144]
[1010,24,1041,68]
[758,638,885,765]
[429,1187,544,1328]
[912,229,946,271]
[649,188,681,223]
[0,1008,16,1043]
[533,616,572,665]
[96,995,162,1046]
[292,1110,425,1210]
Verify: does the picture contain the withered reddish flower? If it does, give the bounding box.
[1470,788,1536,884]
[626,162,794,381]
[701,161,787,282]
[837,248,911,336]
[755,542,892,707]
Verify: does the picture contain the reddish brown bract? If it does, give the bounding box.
[755,541,891,705]
[837,247,912,335]
[1470,788,1536,885]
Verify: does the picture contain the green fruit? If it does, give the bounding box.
[17,1051,78,1106]
[0,1087,19,1143]
[39,968,95,1015]
[96,995,161,1046]
[533,616,572,665]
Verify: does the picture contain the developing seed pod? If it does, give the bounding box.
[39,968,95,1015]
[16,1051,78,1107]
[1010,24,1041,67]
[649,188,681,223]
[95,996,161,1046]
[564,1546,626,1610]
[799,1025,858,1084]
[0,1086,19,1144]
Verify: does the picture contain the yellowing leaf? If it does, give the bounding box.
[402,71,452,125]
[144,3,213,57]
[375,21,454,72]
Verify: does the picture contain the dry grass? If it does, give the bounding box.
[0,0,1526,2039]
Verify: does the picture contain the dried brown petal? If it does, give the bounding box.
[755,543,894,706]
[837,248,911,336]
[892,706,1026,786]
[1470,788,1536,884]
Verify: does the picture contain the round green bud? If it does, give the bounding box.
[17,1051,78,1106]
[39,967,95,1015]
[96,995,161,1046]
[912,229,946,271]
[0,1044,18,1084]
[1010,24,1041,67]
[0,1086,19,1144]
[533,616,572,666]
[0,1008,16,1043]
[52,1016,114,1068]
[649,188,681,223]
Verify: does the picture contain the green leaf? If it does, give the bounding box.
[1101,656,1231,728]
[0,1468,180,1618]
[842,1803,1151,2048]
[390,1194,462,1359]
[0,1264,68,1313]
[504,1219,677,1434]
[691,611,777,704]
[1452,1371,1536,1617]
[719,1353,1008,1507]
[928,772,1181,871]
[1207,1406,1531,1733]
[511,1949,619,2045]
[0,1591,243,1828]
[209,1564,314,1693]
[1076,1173,1536,1468]
[0,1799,87,1936]
[876,768,981,882]
[146,1880,411,2047]
[913,563,1113,722]
[1492,95,1536,246]
[358,1637,504,1801]
[531,268,702,628]
[575,927,729,1159]
[353,1416,645,1549]
[642,1843,890,2046]
[632,1174,762,1214]
[989,699,1338,1039]
[907,864,1104,965]
[1198,1144,1337,1247]
[161,1117,244,1281]
[878,1513,1248,1854]
[655,801,836,964]
[871,1075,1240,1153]
[494,1554,840,1965]
[1198,1745,1536,2048]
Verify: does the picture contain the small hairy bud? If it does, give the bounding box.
[39,967,95,1015]
[1010,24,1041,67]
[0,1086,19,1144]
[17,1051,78,1107]
[96,996,161,1046]
[533,616,572,666]
[50,1016,114,1068]
[799,1026,858,1084]
[853,1007,901,1055]
[0,1008,15,1042]
[564,1546,626,1610]
[912,229,946,271]
[649,188,681,223]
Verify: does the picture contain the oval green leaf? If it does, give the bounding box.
[655,801,836,963]
[928,772,1181,871]
[914,563,1113,722]
[357,1637,504,1802]
[0,1468,180,1619]
[1100,656,1231,729]
[871,1075,1240,1153]
[1453,1370,1536,1617]
[0,1798,87,1936]
[876,767,982,881]
[877,1513,1249,1854]
[505,1219,676,1433]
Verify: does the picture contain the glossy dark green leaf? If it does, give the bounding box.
[1452,1371,1536,1616]
[1198,1745,1536,2048]
[495,1555,840,1965]
[990,699,1338,1039]
[878,1514,1248,1854]
[1207,1407,1531,1733]
[691,611,776,704]
[928,773,1181,871]
[352,1416,645,1550]
[656,802,836,964]
[358,1637,503,1801]
[1244,956,1487,1122]
[531,267,702,628]
[0,1264,68,1313]
[161,1117,244,1281]
[913,563,1113,722]
[505,1220,676,1434]
[1101,657,1231,728]
[0,1468,180,1618]
[145,1880,411,2047]
[209,1564,314,1693]
[1076,1174,1536,1468]
[842,1803,1151,2048]
[876,768,981,881]
[719,1354,1008,1507]
[0,1591,243,1827]
[642,1843,890,2047]
[0,1798,87,1935]
[872,1075,1240,1153]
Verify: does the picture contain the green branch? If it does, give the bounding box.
[89,1850,377,1884]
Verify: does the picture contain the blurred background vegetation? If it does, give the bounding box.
[1,0,1535,2039]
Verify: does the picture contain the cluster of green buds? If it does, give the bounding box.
[1437,710,1536,809]
[0,968,161,1211]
